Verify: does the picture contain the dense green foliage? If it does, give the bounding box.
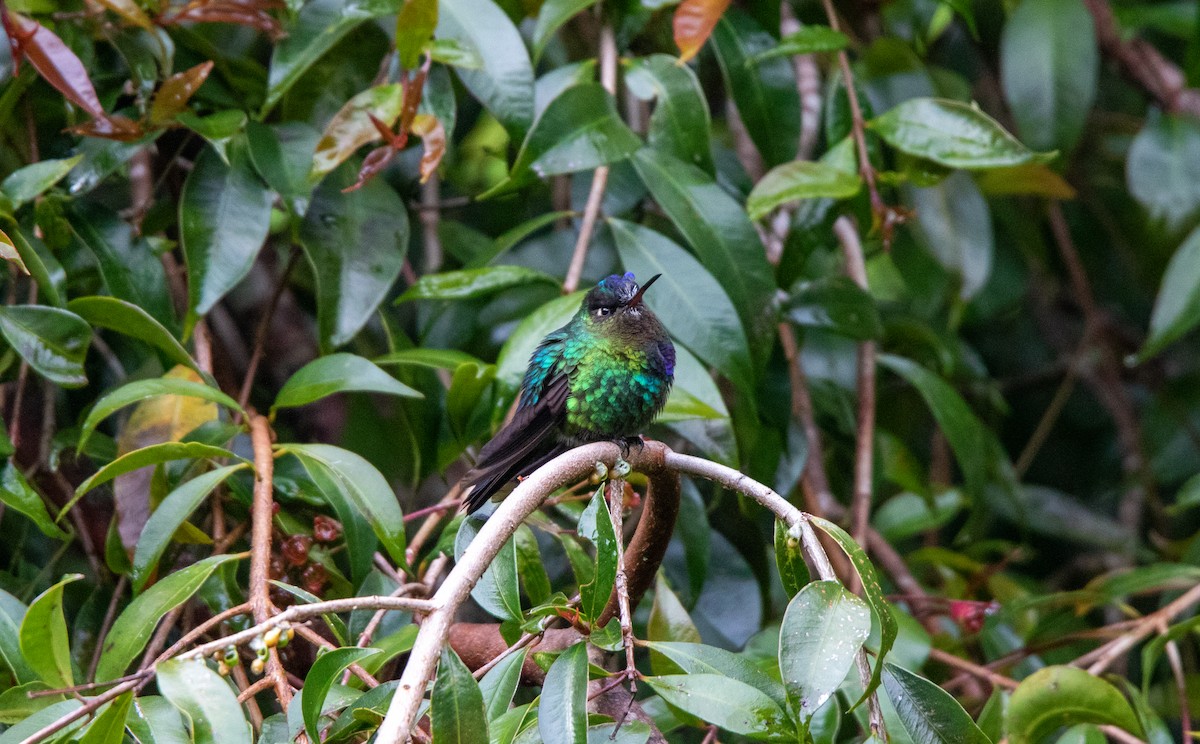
[2,0,1200,741]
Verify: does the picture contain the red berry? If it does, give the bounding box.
[301,563,327,595]
[313,515,342,543]
[281,535,313,566]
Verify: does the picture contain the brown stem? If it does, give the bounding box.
[87,575,127,683]
[248,413,292,707]
[237,248,301,412]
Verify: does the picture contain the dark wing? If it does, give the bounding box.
[459,372,570,513]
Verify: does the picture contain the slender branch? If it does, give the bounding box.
[928,648,1018,690]
[87,575,127,683]
[562,24,617,293]
[237,248,301,412]
[248,413,292,708]
[1075,580,1200,674]
[606,477,638,696]
[419,175,443,273]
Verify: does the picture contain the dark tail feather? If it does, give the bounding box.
[460,442,566,513]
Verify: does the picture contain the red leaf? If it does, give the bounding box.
[6,11,105,118]
[149,60,215,125]
[342,144,398,193]
[162,0,285,39]
[673,0,731,64]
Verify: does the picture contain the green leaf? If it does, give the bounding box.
[623,55,713,174]
[538,642,588,744]
[883,663,992,744]
[532,0,595,61]
[643,674,791,739]
[871,98,1047,170]
[299,162,408,350]
[640,641,786,707]
[773,519,808,597]
[310,83,405,183]
[1126,110,1200,234]
[437,0,534,137]
[0,590,34,684]
[66,202,174,328]
[322,680,399,742]
[179,145,272,326]
[127,696,190,744]
[0,462,68,539]
[131,465,249,589]
[809,517,897,711]
[455,518,521,622]
[780,580,871,724]
[648,573,700,644]
[751,25,849,61]
[0,699,84,743]
[710,10,800,167]
[904,171,994,300]
[480,647,528,721]
[577,489,617,624]
[176,111,248,165]
[80,376,243,451]
[873,490,964,542]
[374,348,485,371]
[0,228,26,276]
[398,266,558,303]
[69,442,238,513]
[610,219,753,393]
[431,647,489,744]
[77,691,133,744]
[1138,223,1200,360]
[97,554,243,682]
[157,658,252,744]
[747,160,862,219]
[1000,0,1097,153]
[292,459,378,586]
[67,296,197,373]
[273,353,422,413]
[264,0,396,113]
[396,0,438,69]
[878,354,992,495]
[1005,666,1142,744]
[18,574,81,688]
[303,647,382,742]
[245,121,321,216]
[631,147,776,366]
[0,305,90,387]
[492,83,641,194]
[0,156,82,208]
[784,276,882,340]
[287,444,407,566]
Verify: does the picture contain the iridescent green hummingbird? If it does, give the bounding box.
[461,273,674,513]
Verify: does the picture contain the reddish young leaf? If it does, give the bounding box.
[0,228,29,276]
[94,0,155,31]
[343,144,398,193]
[161,0,285,39]
[149,60,215,125]
[6,11,105,117]
[673,0,732,64]
[410,113,445,183]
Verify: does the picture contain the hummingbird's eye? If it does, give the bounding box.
[596,307,613,317]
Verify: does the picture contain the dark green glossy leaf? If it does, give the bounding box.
[710,9,799,166]
[1126,110,1200,234]
[905,172,994,300]
[0,462,68,540]
[648,573,700,644]
[0,591,33,686]
[323,680,399,742]
[131,465,248,589]
[431,647,489,744]
[780,580,871,724]
[1000,0,1097,153]
[79,381,242,455]
[0,305,90,387]
[773,519,808,597]
[643,674,791,739]
[624,55,713,174]
[873,490,964,541]
[274,353,422,412]
[18,574,81,688]
[302,647,382,742]
[157,658,252,744]
[0,700,84,743]
[97,555,243,682]
[883,663,992,744]
[532,0,595,61]
[577,488,617,624]
[0,155,82,208]
[0,222,60,307]
[245,121,321,216]
[631,148,776,366]
[70,442,238,512]
[455,518,521,622]
[398,266,557,303]
[784,276,881,340]
[871,98,1046,170]
[751,25,848,61]
[1005,666,1141,744]
[640,641,786,706]
[374,348,484,370]
[747,160,861,219]
[538,642,588,744]
[179,145,272,327]
[287,444,406,566]
[299,162,408,351]
[264,0,396,113]
[878,354,991,495]
[610,219,753,392]
[437,0,534,137]
[479,647,527,721]
[67,296,197,373]
[77,691,132,744]
[127,696,190,744]
[809,517,897,711]
[1138,223,1200,360]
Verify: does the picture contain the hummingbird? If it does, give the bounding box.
[461,272,675,514]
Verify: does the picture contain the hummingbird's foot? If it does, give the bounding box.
[616,435,645,458]
[612,457,632,478]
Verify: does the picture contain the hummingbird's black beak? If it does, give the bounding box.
[627,274,661,308]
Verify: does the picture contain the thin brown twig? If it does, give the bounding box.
[562,23,617,294]
[606,477,638,699]
[927,648,1018,690]
[1014,364,1077,478]
[87,575,127,683]
[248,413,292,708]
[1164,639,1191,735]
[238,248,301,412]
[231,662,265,729]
